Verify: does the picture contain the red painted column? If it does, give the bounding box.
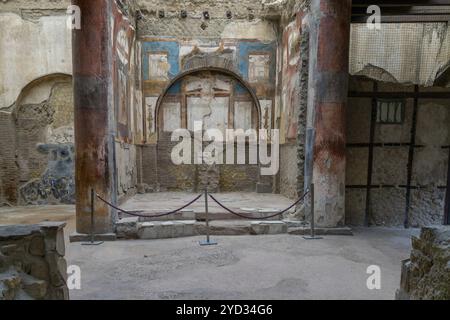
[72,0,115,235]
[306,0,351,227]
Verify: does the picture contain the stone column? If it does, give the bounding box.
[72,0,115,237]
[304,0,351,228]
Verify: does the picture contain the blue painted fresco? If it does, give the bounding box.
[142,41,180,81]
[237,41,277,81]
[141,40,276,95]
[235,82,248,95]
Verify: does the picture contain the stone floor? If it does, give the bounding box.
[121,192,297,215]
[66,228,418,300]
[0,194,420,300]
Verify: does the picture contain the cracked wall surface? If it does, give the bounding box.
[0,75,74,206]
[0,12,71,111]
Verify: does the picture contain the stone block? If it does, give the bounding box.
[195,221,251,236]
[48,285,69,300]
[116,217,139,239]
[288,226,353,236]
[28,258,50,281]
[45,252,67,287]
[1,244,20,256]
[39,222,66,255]
[0,270,22,300]
[0,223,69,300]
[21,273,48,300]
[250,221,287,235]
[28,236,45,257]
[256,183,272,193]
[137,221,197,240]
[69,232,117,243]
[397,225,450,300]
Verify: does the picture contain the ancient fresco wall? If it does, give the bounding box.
[112,1,139,200]
[138,14,278,191]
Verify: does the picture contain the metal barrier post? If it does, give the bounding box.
[82,188,104,246]
[199,187,217,246]
[303,183,322,240]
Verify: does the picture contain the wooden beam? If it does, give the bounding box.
[352,0,450,7]
[352,14,450,22]
[445,148,450,225]
[352,5,450,15]
[349,91,450,99]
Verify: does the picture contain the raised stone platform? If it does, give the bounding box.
[116,218,289,239]
[138,221,197,240]
[120,192,296,219]
[69,232,117,243]
[288,226,353,236]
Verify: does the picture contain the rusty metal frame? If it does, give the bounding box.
[349,84,450,227]
[445,147,450,225]
[404,85,420,228]
[364,81,378,226]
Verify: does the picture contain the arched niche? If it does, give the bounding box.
[154,67,262,137]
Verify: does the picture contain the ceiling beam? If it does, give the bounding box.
[352,0,450,6]
[352,15,450,22]
[352,5,450,15]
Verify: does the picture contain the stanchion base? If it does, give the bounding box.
[81,241,104,246]
[199,240,218,246]
[303,236,323,240]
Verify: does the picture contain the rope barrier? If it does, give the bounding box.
[96,193,203,218]
[208,190,309,220]
[95,190,309,221]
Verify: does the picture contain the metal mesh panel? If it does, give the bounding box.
[350,22,450,86]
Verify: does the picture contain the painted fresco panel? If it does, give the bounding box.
[145,96,158,136]
[187,96,229,134]
[249,54,270,83]
[234,101,252,130]
[260,99,273,130]
[113,4,135,141]
[163,102,181,132]
[148,53,170,81]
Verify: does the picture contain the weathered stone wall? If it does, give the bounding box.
[152,132,262,192]
[137,0,280,38]
[0,111,17,205]
[0,11,71,110]
[346,77,450,226]
[116,142,138,200]
[396,226,450,300]
[0,222,69,300]
[3,77,75,206]
[140,144,159,192]
[279,143,298,199]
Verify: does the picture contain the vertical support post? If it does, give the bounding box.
[444,148,450,225]
[199,188,217,246]
[72,0,115,237]
[305,0,351,228]
[365,81,378,227]
[90,188,95,243]
[304,183,322,240]
[310,183,315,238]
[82,189,103,246]
[405,85,419,229]
[205,188,210,243]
